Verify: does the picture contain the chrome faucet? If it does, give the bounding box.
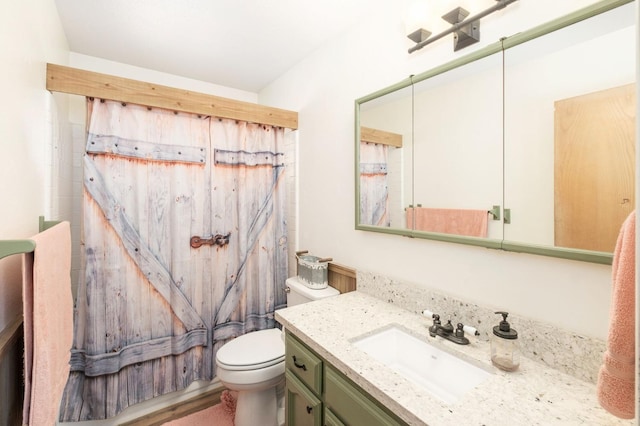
[425,312,478,345]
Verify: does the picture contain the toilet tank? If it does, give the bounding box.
[286,276,339,306]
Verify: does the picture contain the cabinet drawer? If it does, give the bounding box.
[285,333,323,395]
[324,365,404,426]
[285,370,322,426]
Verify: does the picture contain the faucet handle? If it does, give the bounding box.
[421,309,435,318]
[456,323,480,337]
[463,324,480,336]
[421,309,440,323]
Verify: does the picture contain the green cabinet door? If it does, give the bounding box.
[284,332,407,426]
[285,370,322,426]
[285,331,324,395]
[324,366,404,426]
[324,408,346,426]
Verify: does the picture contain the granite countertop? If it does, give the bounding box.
[275,291,632,426]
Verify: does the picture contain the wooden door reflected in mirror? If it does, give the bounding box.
[554,83,635,252]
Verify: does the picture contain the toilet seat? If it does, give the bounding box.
[216,328,285,371]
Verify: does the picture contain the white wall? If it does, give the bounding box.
[0,0,69,333]
[0,1,69,423]
[70,53,259,104]
[259,0,620,340]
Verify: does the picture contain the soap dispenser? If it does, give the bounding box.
[491,311,520,371]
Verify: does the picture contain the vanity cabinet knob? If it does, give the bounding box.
[306,406,313,414]
[292,355,307,371]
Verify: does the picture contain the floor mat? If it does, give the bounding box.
[163,390,236,426]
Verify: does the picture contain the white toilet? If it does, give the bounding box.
[215,276,340,426]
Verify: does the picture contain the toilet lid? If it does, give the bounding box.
[216,328,285,371]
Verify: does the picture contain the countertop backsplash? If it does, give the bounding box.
[356,270,605,384]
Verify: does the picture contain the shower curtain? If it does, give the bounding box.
[59,99,288,421]
[359,141,390,227]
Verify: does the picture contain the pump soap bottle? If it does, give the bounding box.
[491,311,519,371]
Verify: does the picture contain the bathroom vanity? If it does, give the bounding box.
[276,291,633,425]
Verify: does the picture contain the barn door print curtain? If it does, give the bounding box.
[59,99,288,421]
[359,141,390,227]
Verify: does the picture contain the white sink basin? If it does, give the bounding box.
[352,325,492,405]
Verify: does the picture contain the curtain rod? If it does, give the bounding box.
[408,0,519,54]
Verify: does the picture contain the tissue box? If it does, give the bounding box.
[296,253,330,289]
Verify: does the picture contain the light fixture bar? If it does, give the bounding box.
[408,0,519,54]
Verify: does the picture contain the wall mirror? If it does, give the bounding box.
[355,0,636,264]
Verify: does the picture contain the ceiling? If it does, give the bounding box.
[54,0,394,93]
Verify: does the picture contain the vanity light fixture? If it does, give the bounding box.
[407,0,519,54]
[407,28,432,44]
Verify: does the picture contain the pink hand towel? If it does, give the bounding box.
[597,210,635,419]
[22,222,73,426]
[406,207,488,238]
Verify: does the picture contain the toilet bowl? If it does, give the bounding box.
[216,328,285,426]
[215,277,339,426]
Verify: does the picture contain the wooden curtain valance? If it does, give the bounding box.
[46,63,298,130]
[360,126,403,148]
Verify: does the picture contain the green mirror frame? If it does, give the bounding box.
[355,0,634,265]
